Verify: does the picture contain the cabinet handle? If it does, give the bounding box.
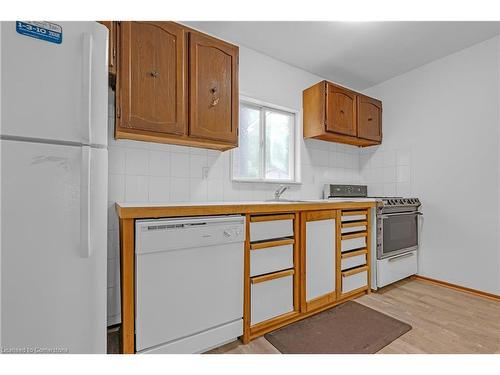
[150,71,160,78]
[368,118,373,122]
[211,97,220,107]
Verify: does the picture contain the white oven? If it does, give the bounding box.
[373,198,423,289]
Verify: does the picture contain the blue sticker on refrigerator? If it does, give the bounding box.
[16,21,63,44]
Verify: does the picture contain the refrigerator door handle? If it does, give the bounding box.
[81,146,92,258]
[82,33,93,144]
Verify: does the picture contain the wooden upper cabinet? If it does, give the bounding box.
[114,21,239,151]
[357,95,382,142]
[189,32,239,144]
[303,80,382,147]
[118,21,186,136]
[325,83,357,137]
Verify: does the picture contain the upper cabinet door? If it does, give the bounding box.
[357,95,382,142]
[325,83,357,137]
[119,22,186,135]
[189,32,239,144]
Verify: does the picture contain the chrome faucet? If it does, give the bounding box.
[274,185,289,200]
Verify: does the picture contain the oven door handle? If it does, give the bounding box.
[381,212,423,219]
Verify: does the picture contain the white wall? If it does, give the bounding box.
[363,36,500,295]
[106,46,363,325]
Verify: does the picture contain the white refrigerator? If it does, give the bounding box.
[0,21,108,353]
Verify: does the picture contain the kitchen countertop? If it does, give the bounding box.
[116,198,377,219]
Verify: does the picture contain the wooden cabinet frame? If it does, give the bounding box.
[116,201,375,353]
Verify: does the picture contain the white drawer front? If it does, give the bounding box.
[250,244,294,277]
[341,214,367,222]
[341,236,366,252]
[377,250,417,288]
[341,225,367,234]
[251,275,293,325]
[342,270,368,294]
[341,254,367,271]
[250,219,293,242]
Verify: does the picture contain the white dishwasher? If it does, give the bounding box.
[135,215,245,354]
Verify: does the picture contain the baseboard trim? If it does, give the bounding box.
[412,275,500,302]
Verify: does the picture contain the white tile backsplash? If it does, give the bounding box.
[108,174,125,202]
[359,147,414,198]
[189,154,208,179]
[148,150,171,177]
[108,146,125,174]
[125,175,149,202]
[148,176,171,201]
[169,177,190,202]
[171,152,191,178]
[125,148,149,175]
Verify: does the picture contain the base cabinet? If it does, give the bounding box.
[117,203,374,352]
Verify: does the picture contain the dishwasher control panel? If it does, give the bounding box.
[136,215,246,255]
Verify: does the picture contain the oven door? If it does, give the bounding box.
[379,211,422,259]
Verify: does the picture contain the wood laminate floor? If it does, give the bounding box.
[208,279,500,354]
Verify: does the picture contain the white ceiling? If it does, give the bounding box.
[184,21,500,90]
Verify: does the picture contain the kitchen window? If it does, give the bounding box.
[232,98,299,183]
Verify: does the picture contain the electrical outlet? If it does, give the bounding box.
[202,167,209,179]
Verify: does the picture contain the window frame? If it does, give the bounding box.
[231,96,301,184]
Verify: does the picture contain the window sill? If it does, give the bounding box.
[231,179,302,185]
